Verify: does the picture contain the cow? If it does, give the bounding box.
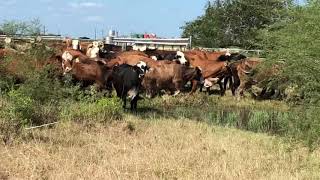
[86,41,101,58]
[107,53,181,69]
[61,57,113,91]
[110,61,148,111]
[61,49,112,66]
[228,58,262,98]
[179,49,231,62]
[142,63,202,98]
[143,48,180,61]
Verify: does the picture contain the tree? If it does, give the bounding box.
[181,0,293,48]
[258,2,320,103]
[0,18,42,36]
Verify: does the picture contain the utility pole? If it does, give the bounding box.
[101,29,104,40]
[43,25,46,35]
[94,28,97,40]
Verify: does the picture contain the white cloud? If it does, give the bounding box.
[84,16,104,22]
[69,2,103,8]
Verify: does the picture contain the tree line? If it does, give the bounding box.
[0,18,42,36]
[181,0,297,49]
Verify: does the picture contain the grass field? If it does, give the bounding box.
[1,93,320,179]
[1,116,319,179]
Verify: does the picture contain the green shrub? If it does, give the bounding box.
[60,97,123,124]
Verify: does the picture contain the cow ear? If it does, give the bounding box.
[196,66,202,72]
[97,60,105,66]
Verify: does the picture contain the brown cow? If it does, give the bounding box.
[181,52,231,95]
[61,57,112,91]
[180,49,231,62]
[229,57,262,97]
[107,53,178,69]
[142,63,202,98]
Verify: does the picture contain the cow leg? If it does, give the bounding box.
[130,96,138,111]
[190,80,198,94]
[232,76,240,96]
[235,82,246,100]
[223,76,231,91]
[218,79,225,96]
[173,80,183,94]
[122,96,127,109]
[228,76,235,96]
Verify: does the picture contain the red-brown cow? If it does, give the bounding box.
[61,57,113,91]
[142,63,202,98]
[229,57,262,97]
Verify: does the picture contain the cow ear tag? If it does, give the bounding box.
[75,58,80,63]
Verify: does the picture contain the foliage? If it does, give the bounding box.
[181,0,293,48]
[60,97,123,124]
[258,2,320,104]
[0,18,42,36]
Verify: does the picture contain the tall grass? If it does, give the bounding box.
[137,93,320,149]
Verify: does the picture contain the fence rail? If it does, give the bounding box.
[200,47,264,56]
[0,35,64,41]
[108,37,192,51]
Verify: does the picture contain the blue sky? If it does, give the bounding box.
[0,0,208,38]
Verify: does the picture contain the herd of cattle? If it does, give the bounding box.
[0,39,265,111]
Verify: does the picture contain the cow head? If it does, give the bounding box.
[221,48,231,56]
[135,61,149,78]
[176,51,188,65]
[150,56,158,60]
[61,59,73,75]
[136,61,149,73]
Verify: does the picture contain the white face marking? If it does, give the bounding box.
[92,41,99,48]
[176,51,187,65]
[225,48,231,56]
[62,60,72,75]
[136,61,147,72]
[132,45,139,51]
[72,40,79,50]
[89,47,100,58]
[139,46,147,52]
[62,51,73,61]
[151,56,157,61]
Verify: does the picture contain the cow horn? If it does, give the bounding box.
[242,69,252,74]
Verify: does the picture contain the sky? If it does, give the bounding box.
[0,0,208,38]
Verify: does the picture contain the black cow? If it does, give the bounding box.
[110,62,148,111]
[217,53,247,62]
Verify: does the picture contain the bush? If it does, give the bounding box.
[258,3,320,104]
[60,97,123,125]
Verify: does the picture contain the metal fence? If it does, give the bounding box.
[200,47,264,57]
[0,35,64,41]
[107,36,192,51]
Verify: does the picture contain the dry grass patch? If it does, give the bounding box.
[0,116,319,179]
